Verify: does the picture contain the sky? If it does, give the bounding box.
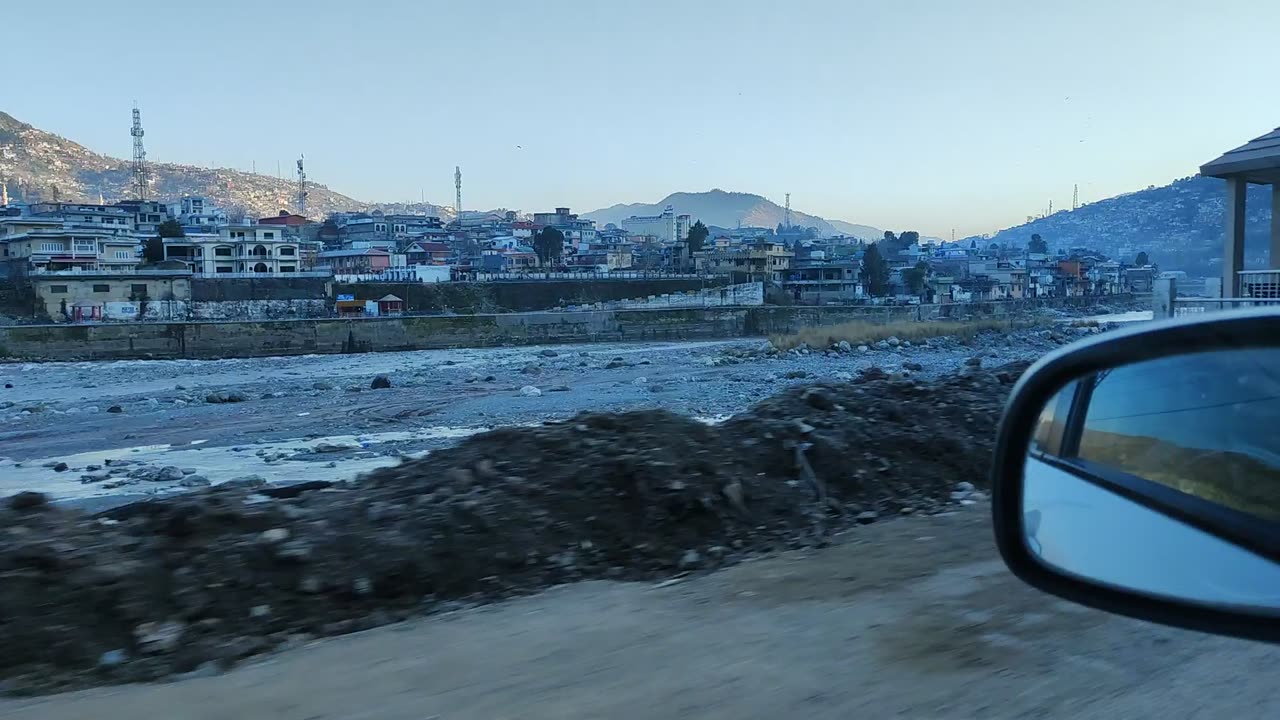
[6,0,1280,238]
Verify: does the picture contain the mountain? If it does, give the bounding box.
[0,111,452,220]
[583,189,883,239]
[971,175,1273,276]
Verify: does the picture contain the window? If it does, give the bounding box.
[279,246,296,256]
[49,285,68,294]
[215,247,233,257]
[393,224,406,233]
[216,266,232,273]
[39,242,64,253]
[375,223,387,233]
[280,265,296,272]
[92,284,110,293]
[131,284,148,297]
[263,232,275,239]
[115,251,132,259]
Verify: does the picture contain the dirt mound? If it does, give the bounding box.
[0,364,1025,694]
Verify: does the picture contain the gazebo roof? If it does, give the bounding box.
[377,294,403,303]
[1200,127,1280,184]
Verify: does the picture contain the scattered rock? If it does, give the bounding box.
[874,340,891,351]
[135,621,185,655]
[855,510,880,524]
[538,349,559,358]
[632,377,648,386]
[312,381,335,390]
[106,405,124,414]
[859,367,889,381]
[547,385,571,392]
[801,388,836,411]
[837,341,853,353]
[782,370,809,380]
[149,466,183,482]
[178,475,210,488]
[965,357,983,367]
[887,336,901,347]
[205,391,247,404]
[53,462,69,473]
[370,375,392,390]
[679,549,702,570]
[7,490,47,511]
[313,442,357,453]
[519,385,542,397]
[857,345,869,353]
[903,362,924,372]
[520,364,542,375]
[605,357,628,370]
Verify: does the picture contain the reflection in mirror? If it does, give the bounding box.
[1022,348,1280,611]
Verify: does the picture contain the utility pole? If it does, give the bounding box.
[130,105,148,201]
[295,155,308,216]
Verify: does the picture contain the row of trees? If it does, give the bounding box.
[856,242,931,298]
[1027,233,1150,266]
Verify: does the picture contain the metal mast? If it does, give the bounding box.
[1,176,8,206]
[454,166,462,224]
[1072,184,1079,210]
[784,193,792,229]
[130,105,148,201]
[295,155,308,216]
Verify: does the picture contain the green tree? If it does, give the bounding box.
[903,260,930,297]
[859,242,891,297]
[158,219,185,238]
[686,220,709,253]
[533,227,565,266]
[1135,251,1150,266]
[899,230,920,246]
[1028,233,1048,254]
[145,218,185,263]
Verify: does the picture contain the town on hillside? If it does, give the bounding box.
[0,187,1161,323]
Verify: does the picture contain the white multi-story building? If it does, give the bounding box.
[163,224,304,274]
[621,205,692,245]
[0,205,142,274]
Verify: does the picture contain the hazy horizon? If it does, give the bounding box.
[5,0,1279,238]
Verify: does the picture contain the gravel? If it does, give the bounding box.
[0,361,1025,693]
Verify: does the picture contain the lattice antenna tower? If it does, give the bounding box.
[784,193,792,229]
[454,166,462,224]
[1072,184,1079,211]
[131,105,148,201]
[296,155,308,216]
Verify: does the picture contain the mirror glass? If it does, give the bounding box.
[1023,347,1280,611]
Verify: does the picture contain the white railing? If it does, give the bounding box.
[28,268,184,277]
[191,271,333,279]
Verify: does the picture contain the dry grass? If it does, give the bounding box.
[769,318,1031,351]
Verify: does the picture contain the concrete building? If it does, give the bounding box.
[163,225,302,274]
[31,268,191,322]
[173,196,228,229]
[0,207,141,275]
[316,248,392,273]
[1200,127,1280,298]
[697,241,793,283]
[783,261,861,303]
[532,207,598,247]
[620,205,692,245]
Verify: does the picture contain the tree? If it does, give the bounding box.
[903,260,929,297]
[145,218,185,263]
[533,227,565,266]
[1028,233,1048,254]
[686,220,709,253]
[158,219,185,238]
[1135,251,1150,266]
[899,230,920,246]
[859,242,891,297]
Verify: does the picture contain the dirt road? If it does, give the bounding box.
[4,505,1275,720]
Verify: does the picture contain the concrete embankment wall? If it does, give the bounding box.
[0,295,1127,361]
[331,278,729,314]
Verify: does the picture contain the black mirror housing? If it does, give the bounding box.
[991,309,1280,643]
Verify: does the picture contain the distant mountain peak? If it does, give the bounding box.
[583,190,882,239]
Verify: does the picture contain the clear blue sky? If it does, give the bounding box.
[7,0,1280,237]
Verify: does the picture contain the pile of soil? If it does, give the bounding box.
[0,363,1026,694]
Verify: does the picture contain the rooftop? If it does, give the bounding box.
[1200,127,1280,184]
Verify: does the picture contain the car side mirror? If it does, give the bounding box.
[991,309,1280,643]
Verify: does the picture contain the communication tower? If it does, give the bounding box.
[130,106,148,201]
[296,155,308,216]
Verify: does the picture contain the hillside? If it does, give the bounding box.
[584,189,883,239]
[0,111,451,220]
[973,175,1273,275]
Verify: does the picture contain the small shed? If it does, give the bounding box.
[335,299,368,318]
[376,294,405,316]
